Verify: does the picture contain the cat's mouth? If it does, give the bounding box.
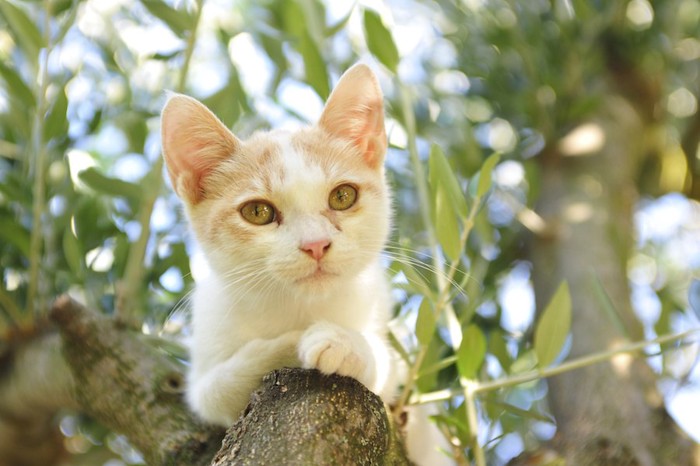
[296,265,339,283]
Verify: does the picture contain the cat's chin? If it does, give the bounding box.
[294,268,340,286]
[287,265,353,296]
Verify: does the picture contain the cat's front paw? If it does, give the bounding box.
[298,322,375,386]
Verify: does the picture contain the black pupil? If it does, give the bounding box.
[337,188,348,202]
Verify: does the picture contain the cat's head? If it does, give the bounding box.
[161,64,390,295]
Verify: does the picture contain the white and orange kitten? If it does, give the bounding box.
[161,64,395,423]
[161,65,451,465]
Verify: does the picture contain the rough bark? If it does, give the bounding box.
[49,296,225,466]
[528,99,698,465]
[212,368,409,466]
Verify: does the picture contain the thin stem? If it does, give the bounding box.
[474,328,699,394]
[25,1,53,320]
[395,346,429,413]
[395,201,477,411]
[395,125,487,411]
[420,355,458,377]
[116,0,204,322]
[398,83,438,264]
[394,81,444,413]
[463,379,486,466]
[409,328,700,404]
[176,0,204,94]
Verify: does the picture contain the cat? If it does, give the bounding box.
[160,64,396,425]
[161,64,452,465]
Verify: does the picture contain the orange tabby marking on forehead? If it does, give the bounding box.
[204,133,286,199]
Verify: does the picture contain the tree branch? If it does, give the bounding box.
[2,298,409,465]
[49,296,224,466]
[212,367,409,466]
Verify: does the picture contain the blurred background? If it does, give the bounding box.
[0,0,699,464]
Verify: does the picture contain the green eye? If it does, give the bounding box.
[329,184,358,211]
[240,201,276,225]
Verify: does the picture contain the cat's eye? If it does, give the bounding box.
[240,201,276,225]
[329,184,358,211]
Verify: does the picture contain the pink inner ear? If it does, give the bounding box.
[319,65,387,168]
[353,101,386,169]
[161,95,238,204]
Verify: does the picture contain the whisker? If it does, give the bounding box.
[383,243,482,295]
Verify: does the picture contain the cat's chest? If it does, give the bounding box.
[193,275,371,340]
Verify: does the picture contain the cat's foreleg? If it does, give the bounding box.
[298,321,385,393]
[187,331,302,425]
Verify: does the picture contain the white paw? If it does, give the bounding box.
[298,322,375,386]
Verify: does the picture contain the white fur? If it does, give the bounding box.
[163,64,453,465]
[185,133,396,424]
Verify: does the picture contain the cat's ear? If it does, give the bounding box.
[161,94,239,204]
[318,64,386,169]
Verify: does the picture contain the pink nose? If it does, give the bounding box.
[300,239,331,261]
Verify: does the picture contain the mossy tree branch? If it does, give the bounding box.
[49,296,224,466]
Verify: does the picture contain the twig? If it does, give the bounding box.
[25,0,53,321]
[462,379,486,466]
[410,328,700,404]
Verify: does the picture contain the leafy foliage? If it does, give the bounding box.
[0,0,699,465]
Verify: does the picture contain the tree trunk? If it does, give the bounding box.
[528,99,698,465]
[212,368,409,466]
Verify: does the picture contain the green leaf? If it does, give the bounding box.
[0,60,36,108]
[429,144,468,217]
[415,298,436,346]
[0,0,43,62]
[296,0,325,45]
[476,152,501,198]
[203,71,247,128]
[434,188,461,261]
[388,330,411,364]
[280,0,305,38]
[432,412,471,445]
[298,32,329,99]
[78,167,143,203]
[486,399,555,424]
[116,111,148,152]
[457,324,486,379]
[50,0,73,16]
[0,216,30,256]
[362,9,399,73]
[140,0,194,36]
[44,86,68,142]
[534,281,572,368]
[62,227,83,276]
[416,336,443,392]
[510,349,537,375]
[489,330,511,371]
[325,6,352,37]
[429,145,463,261]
